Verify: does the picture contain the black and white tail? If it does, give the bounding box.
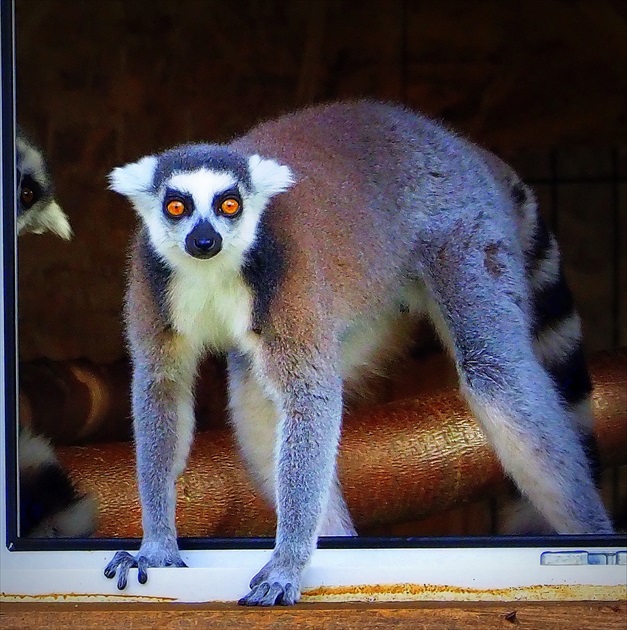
[18,428,97,537]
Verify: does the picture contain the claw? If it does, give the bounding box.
[117,570,128,591]
[137,555,149,584]
[267,582,287,606]
[104,546,186,591]
[238,580,297,606]
[104,550,137,590]
[103,564,116,580]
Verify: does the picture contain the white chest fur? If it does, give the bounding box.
[167,254,253,351]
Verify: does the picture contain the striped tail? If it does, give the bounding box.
[19,427,97,537]
[524,209,601,478]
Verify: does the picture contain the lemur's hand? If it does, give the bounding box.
[104,538,186,590]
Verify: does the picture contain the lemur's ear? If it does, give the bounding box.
[248,154,295,198]
[108,156,157,197]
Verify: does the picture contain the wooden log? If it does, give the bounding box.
[56,350,627,537]
[19,357,227,444]
[19,358,132,445]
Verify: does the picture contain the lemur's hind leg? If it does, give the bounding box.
[227,351,355,537]
[503,196,604,533]
[418,221,612,534]
[500,399,599,534]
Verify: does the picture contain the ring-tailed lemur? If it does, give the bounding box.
[104,100,612,606]
[16,128,95,537]
[16,128,72,239]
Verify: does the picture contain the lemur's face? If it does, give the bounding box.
[16,132,72,239]
[109,144,294,267]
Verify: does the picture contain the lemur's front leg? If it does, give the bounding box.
[227,351,355,538]
[105,326,200,588]
[238,337,344,606]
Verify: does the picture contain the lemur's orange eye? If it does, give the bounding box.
[166,200,186,217]
[220,198,240,216]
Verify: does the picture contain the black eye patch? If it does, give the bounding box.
[213,187,243,218]
[19,174,42,211]
[163,188,194,220]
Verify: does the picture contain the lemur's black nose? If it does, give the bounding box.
[185,222,222,259]
[194,237,215,252]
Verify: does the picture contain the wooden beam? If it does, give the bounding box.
[1,601,626,629]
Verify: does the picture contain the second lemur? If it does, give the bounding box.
[16,128,96,537]
[104,100,612,606]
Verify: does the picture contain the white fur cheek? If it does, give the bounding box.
[128,194,161,223]
[145,220,172,254]
[147,219,190,267]
[130,197,187,262]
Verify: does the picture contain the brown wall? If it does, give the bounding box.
[15,0,627,362]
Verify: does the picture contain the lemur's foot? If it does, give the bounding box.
[238,560,301,606]
[104,539,186,590]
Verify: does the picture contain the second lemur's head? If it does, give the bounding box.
[16,129,72,239]
[109,144,294,267]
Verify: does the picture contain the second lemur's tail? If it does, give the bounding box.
[18,428,97,537]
